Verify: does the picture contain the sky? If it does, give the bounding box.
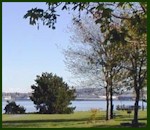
[2,2,76,93]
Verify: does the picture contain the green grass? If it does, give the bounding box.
[2,110,147,128]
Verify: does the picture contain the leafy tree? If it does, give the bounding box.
[30,72,76,114]
[119,26,146,126]
[4,101,26,114]
[64,17,128,120]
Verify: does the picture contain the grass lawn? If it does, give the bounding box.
[2,110,147,128]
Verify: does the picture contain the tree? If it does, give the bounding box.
[30,72,76,114]
[119,29,146,126]
[4,101,26,114]
[64,13,146,122]
[64,17,128,120]
[105,16,147,125]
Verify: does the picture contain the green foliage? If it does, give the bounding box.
[4,101,26,114]
[30,72,76,114]
[24,2,146,36]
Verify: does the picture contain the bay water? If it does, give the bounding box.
[2,100,147,113]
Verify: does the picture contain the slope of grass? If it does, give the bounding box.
[2,110,147,128]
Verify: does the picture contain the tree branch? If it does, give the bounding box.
[140,4,146,13]
[111,13,131,20]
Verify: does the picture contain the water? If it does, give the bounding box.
[2,100,147,113]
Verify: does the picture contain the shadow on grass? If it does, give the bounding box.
[3,118,89,124]
[115,116,147,122]
[2,118,89,128]
[91,124,147,128]
[2,115,107,124]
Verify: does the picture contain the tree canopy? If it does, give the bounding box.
[24,2,146,37]
[30,72,76,114]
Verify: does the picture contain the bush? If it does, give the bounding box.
[88,108,99,123]
[30,72,76,114]
[4,101,26,114]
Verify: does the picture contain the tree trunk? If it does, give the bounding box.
[142,100,144,111]
[132,89,140,127]
[110,86,113,119]
[141,89,144,111]
[106,86,110,120]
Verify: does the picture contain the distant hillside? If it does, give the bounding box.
[2,87,146,100]
[76,88,106,98]
[2,88,105,99]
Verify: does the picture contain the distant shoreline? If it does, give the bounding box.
[2,98,136,102]
[75,98,135,101]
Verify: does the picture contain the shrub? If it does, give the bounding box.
[4,101,26,114]
[30,72,76,114]
[88,108,99,123]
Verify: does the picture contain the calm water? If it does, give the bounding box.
[2,100,147,113]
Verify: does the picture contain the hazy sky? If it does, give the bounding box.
[2,2,76,93]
